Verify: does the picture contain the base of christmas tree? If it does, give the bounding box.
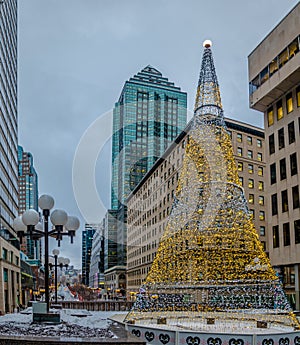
[125,282,299,330]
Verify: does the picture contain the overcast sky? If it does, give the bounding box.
[18,0,299,268]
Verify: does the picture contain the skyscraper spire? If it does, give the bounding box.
[194,40,224,124]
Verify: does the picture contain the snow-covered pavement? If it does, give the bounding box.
[0,309,127,339]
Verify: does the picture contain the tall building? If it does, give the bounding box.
[248,2,300,308]
[103,210,118,271]
[81,224,96,286]
[0,0,20,313]
[17,145,39,259]
[109,65,187,282]
[127,117,266,294]
[88,222,104,288]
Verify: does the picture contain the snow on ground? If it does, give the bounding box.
[0,309,127,339]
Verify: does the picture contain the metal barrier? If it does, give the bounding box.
[58,300,134,311]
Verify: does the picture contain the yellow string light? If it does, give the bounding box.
[125,45,299,330]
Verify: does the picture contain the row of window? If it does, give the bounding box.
[234,133,263,147]
[270,153,297,184]
[237,162,263,176]
[248,194,264,205]
[237,147,263,161]
[269,120,298,154]
[249,36,300,94]
[271,185,300,216]
[239,177,264,191]
[249,209,265,221]
[2,247,18,265]
[273,219,300,248]
[267,90,300,127]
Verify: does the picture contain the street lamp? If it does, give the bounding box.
[13,194,80,313]
[51,249,60,304]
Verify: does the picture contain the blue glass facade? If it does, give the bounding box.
[82,225,96,286]
[17,145,39,260]
[110,66,187,267]
[111,66,187,210]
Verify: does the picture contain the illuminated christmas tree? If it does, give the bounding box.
[125,41,299,329]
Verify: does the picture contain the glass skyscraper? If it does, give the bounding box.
[110,65,187,267]
[82,224,96,286]
[18,145,39,260]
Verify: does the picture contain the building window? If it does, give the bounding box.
[239,177,243,186]
[271,194,278,215]
[280,158,287,180]
[260,226,265,236]
[237,133,242,142]
[273,225,279,248]
[281,189,289,213]
[269,58,278,77]
[270,163,276,185]
[257,153,262,161]
[278,127,285,149]
[259,195,264,205]
[290,152,298,176]
[258,166,263,176]
[259,211,265,221]
[258,181,264,191]
[3,268,8,283]
[269,134,275,154]
[248,179,254,189]
[247,136,252,145]
[257,139,262,148]
[279,48,289,68]
[288,121,295,144]
[267,107,274,126]
[292,185,300,209]
[2,248,7,260]
[277,100,283,120]
[248,150,253,159]
[283,223,291,246]
[237,147,242,156]
[295,220,300,244]
[286,93,293,114]
[260,66,269,84]
[289,38,299,58]
[237,162,243,171]
[248,164,253,174]
[297,86,300,107]
[249,209,254,219]
[249,194,254,204]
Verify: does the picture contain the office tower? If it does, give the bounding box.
[0,0,20,314]
[18,145,39,259]
[103,210,118,271]
[81,224,96,286]
[248,2,300,309]
[88,222,104,288]
[110,65,187,277]
[127,117,266,293]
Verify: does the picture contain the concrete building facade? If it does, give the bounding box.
[0,0,20,313]
[127,118,266,296]
[248,2,300,309]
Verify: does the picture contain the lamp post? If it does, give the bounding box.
[51,249,60,304]
[13,194,80,313]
